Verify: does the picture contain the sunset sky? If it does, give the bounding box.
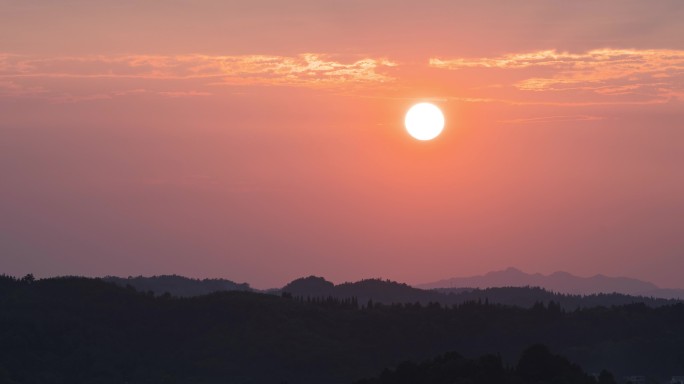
[2,0,683,289]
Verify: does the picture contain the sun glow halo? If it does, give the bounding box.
[404,102,445,141]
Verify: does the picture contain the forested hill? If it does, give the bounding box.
[355,345,617,384]
[435,286,683,309]
[281,276,439,304]
[102,275,679,310]
[281,276,682,309]
[98,274,682,309]
[103,275,252,297]
[2,275,684,383]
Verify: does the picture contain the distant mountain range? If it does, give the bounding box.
[418,267,684,299]
[100,269,684,309]
[279,275,681,310]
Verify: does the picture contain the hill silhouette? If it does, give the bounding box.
[282,275,336,295]
[3,274,682,383]
[419,267,684,299]
[99,273,684,307]
[355,344,613,384]
[281,276,681,310]
[283,276,440,305]
[104,274,683,309]
[103,275,251,297]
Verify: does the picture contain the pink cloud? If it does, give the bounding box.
[431,49,684,104]
[0,53,396,83]
[0,53,396,101]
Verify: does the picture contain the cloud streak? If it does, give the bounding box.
[498,115,605,125]
[3,49,683,107]
[431,49,684,102]
[0,53,397,101]
[0,53,396,83]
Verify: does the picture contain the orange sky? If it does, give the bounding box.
[1,0,684,288]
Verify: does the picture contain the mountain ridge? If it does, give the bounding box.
[99,272,684,305]
[418,267,684,299]
[279,275,682,309]
[103,274,252,297]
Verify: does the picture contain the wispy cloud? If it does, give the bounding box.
[431,49,684,103]
[498,115,605,125]
[0,79,48,97]
[430,49,684,72]
[0,53,396,101]
[0,53,396,83]
[47,89,214,104]
[4,49,683,108]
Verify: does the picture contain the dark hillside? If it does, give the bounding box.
[281,276,682,309]
[355,345,611,384]
[103,275,251,297]
[1,275,683,383]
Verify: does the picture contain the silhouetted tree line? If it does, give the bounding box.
[282,276,682,309]
[103,274,251,297]
[100,275,681,310]
[355,344,618,384]
[438,286,682,310]
[1,275,683,384]
[283,292,361,309]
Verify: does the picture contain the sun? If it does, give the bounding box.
[404,102,445,141]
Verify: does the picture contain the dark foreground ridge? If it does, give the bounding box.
[355,344,617,384]
[2,275,684,383]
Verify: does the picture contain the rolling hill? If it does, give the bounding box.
[419,267,684,299]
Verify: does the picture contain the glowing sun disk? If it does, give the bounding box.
[404,103,445,141]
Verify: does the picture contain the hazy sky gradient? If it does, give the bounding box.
[2,0,683,288]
